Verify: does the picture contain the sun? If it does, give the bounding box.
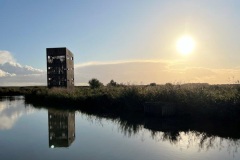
[176,35,196,55]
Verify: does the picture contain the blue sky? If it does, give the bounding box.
[1,0,240,85]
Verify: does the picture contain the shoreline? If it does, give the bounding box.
[1,84,240,120]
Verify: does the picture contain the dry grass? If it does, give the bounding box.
[1,84,240,118]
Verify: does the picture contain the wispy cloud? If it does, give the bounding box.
[75,59,179,68]
[0,74,46,86]
[74,60,240,85]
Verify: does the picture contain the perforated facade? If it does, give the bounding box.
[46,47,74,89]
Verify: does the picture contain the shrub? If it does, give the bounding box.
[149,83,157,86]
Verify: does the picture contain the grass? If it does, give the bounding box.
[1,84,240,119]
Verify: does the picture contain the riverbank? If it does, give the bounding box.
[1,84,240,119]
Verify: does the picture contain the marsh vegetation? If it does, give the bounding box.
[1,81,240,120]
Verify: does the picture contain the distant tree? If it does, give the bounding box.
[88,78,103,89]
[149,83,157,86]
[107,80,118,87]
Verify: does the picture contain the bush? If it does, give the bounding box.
[149,83,157,86]
[89,78,104,89]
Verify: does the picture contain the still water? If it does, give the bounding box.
[0,96,240,160]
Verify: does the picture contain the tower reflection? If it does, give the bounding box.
[48,109,75,148]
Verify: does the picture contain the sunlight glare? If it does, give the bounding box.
[176,35,196,55]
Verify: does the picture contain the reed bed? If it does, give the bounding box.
[1,84,240,119]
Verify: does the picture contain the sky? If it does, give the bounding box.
[1,0,240,86]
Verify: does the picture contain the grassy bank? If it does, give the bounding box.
[1,84,240,119]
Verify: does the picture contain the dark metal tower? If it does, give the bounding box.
[46,47,74,89]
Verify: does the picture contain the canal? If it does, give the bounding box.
[0,96,239,160]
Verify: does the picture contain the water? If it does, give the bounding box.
[0,96,240,160]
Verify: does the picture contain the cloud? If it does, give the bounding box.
[75,59,174,68]
[74,60,240,85]
[0,97,35,130]
[1,50,240,86]
[0,62,43,76]
[0,69,15,77]
[0,51,45,86]
[0,50,43,77]
[74,60,169,85]
[0,51,16,64]
[0,74,46,86]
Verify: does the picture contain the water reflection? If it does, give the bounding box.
[48,109,75,148]
[78,111,240,152]
[0,96,35,130]
[26,99,240,153]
